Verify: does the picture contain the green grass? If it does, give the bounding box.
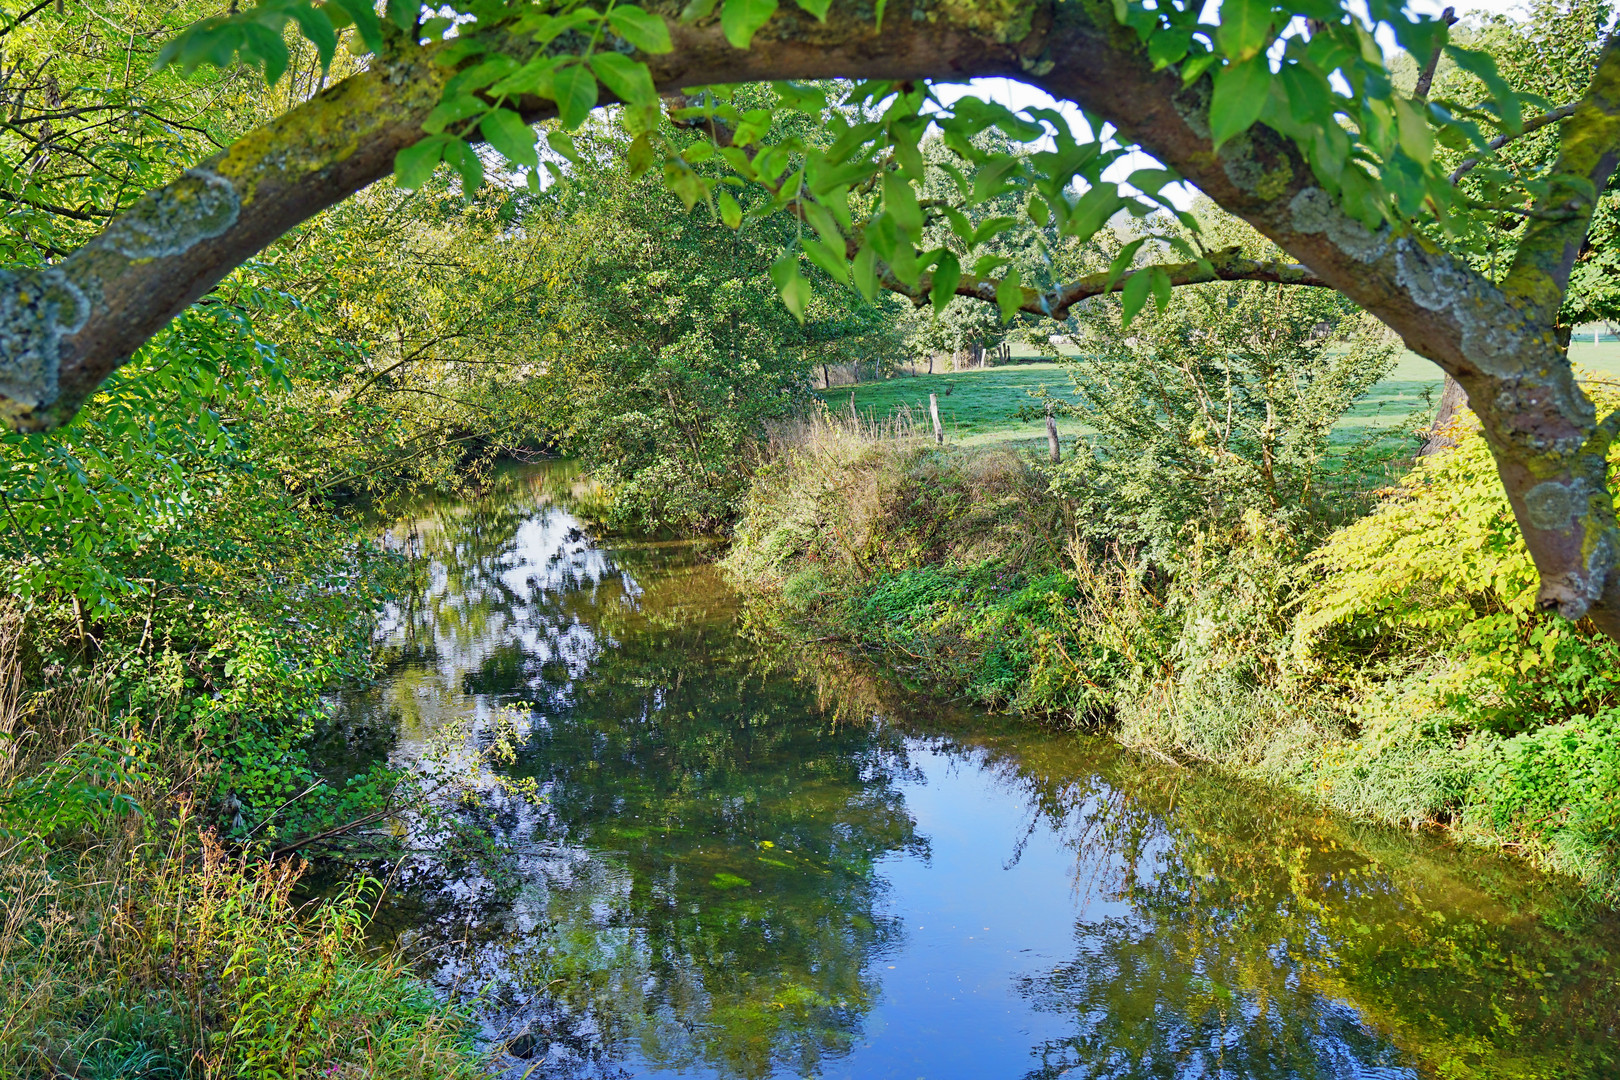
[818,362,1085,451]
[818,344,1620,453]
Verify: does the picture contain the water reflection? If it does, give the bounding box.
[337,462,1620,1080]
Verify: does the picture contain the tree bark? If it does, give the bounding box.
[1422,374,1470,456]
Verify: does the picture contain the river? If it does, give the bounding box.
[322,461,1619,1080]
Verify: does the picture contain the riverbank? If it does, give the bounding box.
[724,413,1620,903]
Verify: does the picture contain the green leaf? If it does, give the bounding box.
[770,253,811,321]
[970,216,1019,247]
[995,268,1023,323]
[393,136,448,189]
[1105,237,1147,291]
[795,0,831,19]
[481,109,539,169]
[287,5,338,69]
[423,94,485,136]
[883,173,922,236]
[663,160,708,209]
[930,251,961,315]
[445,137,484,200]
[552,64,599,129]
[546,129,580,164]
[802,237,849,283]
[241,22,290,85]
[852,243,878,300]
[1445,45,1521,133]
[1209,56,1270,148]
[681,0,720,21]
[1028,195,1049,226]
[1149,265,1172,314]
[1065,182,1121,243]
[589,52,657,108]
[721,0,777,49]
[445,56,519,98]
[1216,0,1274,62]
[1180,50,1219,86]
[385,0,417,32]
[1121,270,1151,326]
[718,189,743,228]
[1277,63,1333,127]
[490,57,559,98]
[606,6,674,53]
[627,132,657,177]
[328,0,383,51]
[1394,97,1434,165]
[1148,28,1192,70]
[801,201,844,250]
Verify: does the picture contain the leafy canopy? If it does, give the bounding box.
[154,0,1544,325]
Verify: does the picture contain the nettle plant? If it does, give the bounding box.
[2,0,1617,634]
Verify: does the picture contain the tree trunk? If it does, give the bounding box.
[1046,409,1061,463]
[1421,374,1470,456]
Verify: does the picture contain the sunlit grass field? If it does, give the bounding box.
[816,342,1620,457]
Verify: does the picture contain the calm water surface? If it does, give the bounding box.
[327,462,1620,1080]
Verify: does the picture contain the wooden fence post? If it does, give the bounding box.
[1046,408,1061,463]
[929,394,944,445]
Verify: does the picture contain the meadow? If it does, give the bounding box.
[819,341,1620,455]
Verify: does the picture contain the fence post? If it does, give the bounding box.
[929,394,944,445]
[1046,407,1061,463]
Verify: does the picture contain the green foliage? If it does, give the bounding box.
[729,338,1620,897]
[157,0,1534,326]
[522,115,901,533]
[1420,0,1619,323]
[1051,287,1399,562]
[1299,386,1620,737]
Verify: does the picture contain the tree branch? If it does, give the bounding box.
[1412,7,1456,101]
[0,0,57,40]
[1449,102,1580,183]
[0,188,116,221]
[0,6,1036,432]
[883,246,1330,320]
[1501,31,1620,323]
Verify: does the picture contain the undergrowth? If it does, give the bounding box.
[726,407,1620,902]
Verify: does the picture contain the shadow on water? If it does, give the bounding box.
[324,461,1620,1080]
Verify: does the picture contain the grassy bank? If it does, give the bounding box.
[725,411,1620,901]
